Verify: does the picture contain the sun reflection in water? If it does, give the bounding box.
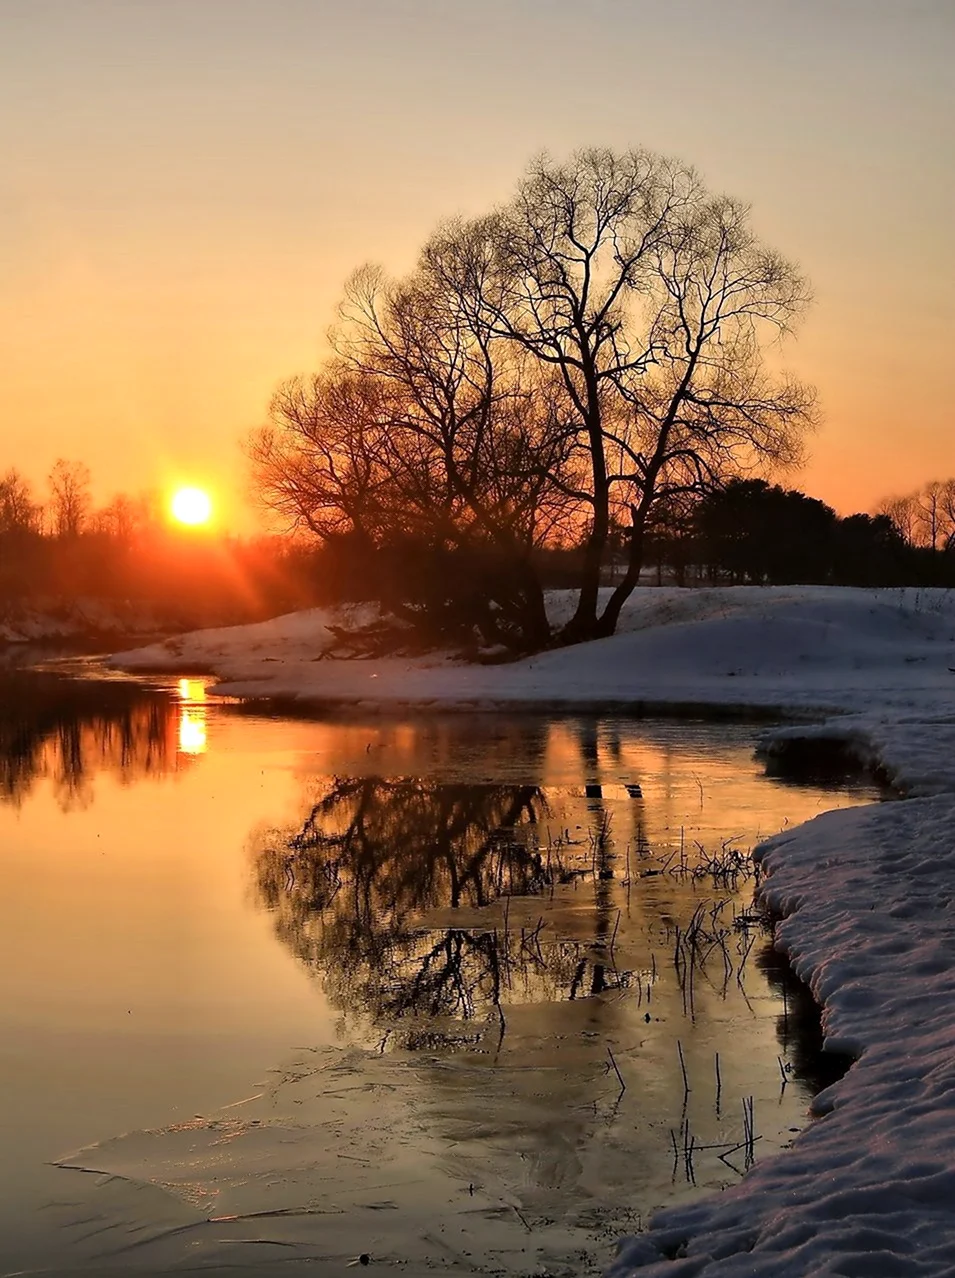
[177,679,208,755]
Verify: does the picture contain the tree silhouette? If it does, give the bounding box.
[695,479,837,584]
[880,479,955,557]
[251,148,814,652]
[48,459,92,539]
[0,469,42,536]
[251,263,573,652]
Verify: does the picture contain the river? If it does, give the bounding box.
[0,669,879,1275]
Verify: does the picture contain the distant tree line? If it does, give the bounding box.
[3,454,950,643]
[640,478,955,588]
[309,477,955,611]
[878,480,955,555]
[0,461,325,630]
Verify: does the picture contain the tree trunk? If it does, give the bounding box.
[595,517,646,638]
[483,555,551,654]
[561,362,610,644]
[516,564,552,651]
[560,478,610,644]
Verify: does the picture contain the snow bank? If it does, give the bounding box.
[111,586,955,718]
[0,597,166,644]
[108,585,955,1276]
[610,782,955,1276]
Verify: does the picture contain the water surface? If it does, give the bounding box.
[0,674,878,1275]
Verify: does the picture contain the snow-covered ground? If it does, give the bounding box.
[111,586,955,721]
[111,585,955,1275]
[0,597,165,645]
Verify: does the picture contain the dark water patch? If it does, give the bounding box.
[227,693,810,723]
[756,940,857,1093]
[0,667,170,719]
[758,731,894,794]
[0,670,176,805]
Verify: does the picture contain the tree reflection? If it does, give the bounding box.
[255,776,628,1047]
[0,673,177,808]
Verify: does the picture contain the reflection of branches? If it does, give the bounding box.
[264,777,550,920]
[254,777,630,1047]
[407,928,500,1021]
[0,674,175,808]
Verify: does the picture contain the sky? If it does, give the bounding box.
[1,0,953,528]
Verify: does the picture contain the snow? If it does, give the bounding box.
[0,596,164,644]
[109,585,955,1276]
[610,790,955,1276]
[111,586,955,717]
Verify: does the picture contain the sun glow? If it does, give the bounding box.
[171,486,213,527]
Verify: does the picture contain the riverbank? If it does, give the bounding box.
[110,585,955,1275]
[0,597,173,649]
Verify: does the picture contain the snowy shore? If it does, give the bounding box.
[0,597,167,646]
[111,586,955,1275]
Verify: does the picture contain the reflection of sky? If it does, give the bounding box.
[177,679,208,755]
[0,704,881,1273]
[290,719,873,853]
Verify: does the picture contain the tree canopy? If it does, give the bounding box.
[251,147,816,653]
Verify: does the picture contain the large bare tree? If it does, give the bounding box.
[431,149,814,640]
[252,147,814,651]
[252,260,575,651]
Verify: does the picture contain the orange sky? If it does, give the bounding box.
[1,0,952,527]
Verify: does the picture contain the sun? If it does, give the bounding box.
[171,486,213,527]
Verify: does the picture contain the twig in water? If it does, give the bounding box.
[607,1046,626,1094]
[742,1095,756,1168]
[512,1204,533,1232]
[684,1128,697,1185]
[737,932,756,986]
[677,1039,690,1100]
[714,1051,722,1114]
[716,1134,763,1176]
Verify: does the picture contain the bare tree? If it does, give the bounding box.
[48,459,91,539]
[940,480,955,552]
[253,147,815,651]
[917,480,944,551]
[436,149,814,641]
[878,492,920,545]
[252,259,576,651]
[0,469,42,535]
[880,480,955,553]
[91,490,166,544]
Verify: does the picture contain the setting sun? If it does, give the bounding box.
[170,486,213,527]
